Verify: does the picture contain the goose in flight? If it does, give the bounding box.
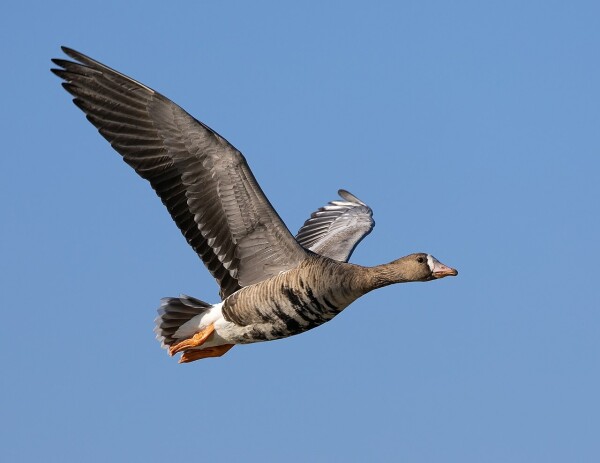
[52,47,458,363]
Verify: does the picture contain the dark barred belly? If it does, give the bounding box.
[222,284,348,343]
[220,257,364,344]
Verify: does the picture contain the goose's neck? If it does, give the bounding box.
[363,260,413,291]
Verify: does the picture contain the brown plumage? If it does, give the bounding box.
[52,47,458,363]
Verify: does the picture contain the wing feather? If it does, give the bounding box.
[296,190,374,262]
[52,47,306,299]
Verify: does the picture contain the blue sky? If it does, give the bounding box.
[2,1,599,461]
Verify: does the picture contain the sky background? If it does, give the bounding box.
[2,1,599,461]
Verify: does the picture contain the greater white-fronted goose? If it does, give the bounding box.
[52,48,458,363]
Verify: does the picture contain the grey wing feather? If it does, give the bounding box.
[296,190,374,262]
[52,47,306,299]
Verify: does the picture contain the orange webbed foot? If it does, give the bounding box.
[179,344,235,363]
[169,324,215,356]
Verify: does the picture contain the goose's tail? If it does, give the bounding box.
[154,295,213,349]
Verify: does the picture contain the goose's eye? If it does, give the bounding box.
[417,257,424,264]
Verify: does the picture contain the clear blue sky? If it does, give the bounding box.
[2,1,599,461]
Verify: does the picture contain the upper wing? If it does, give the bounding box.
[52,47,307,299]
[296,190,374,262]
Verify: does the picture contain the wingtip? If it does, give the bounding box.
[51,51,81,75]
[51,56,70,75]
[60,45,79,58]
[49,66,63,77]
[338,189,367,206]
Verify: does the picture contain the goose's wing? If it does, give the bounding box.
[52,47,306,299]
[296,190,374,262]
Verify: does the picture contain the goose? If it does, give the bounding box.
[52,47,458,363]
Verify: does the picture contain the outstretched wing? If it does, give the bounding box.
[52,47,307,299]
[296,190,374,262]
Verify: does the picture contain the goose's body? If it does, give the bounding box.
[171,257,361,349]
[180,256,364,345]
[52,48,458,363]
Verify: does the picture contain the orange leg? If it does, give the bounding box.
[169,324,215,356]
[179,344,235,364]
